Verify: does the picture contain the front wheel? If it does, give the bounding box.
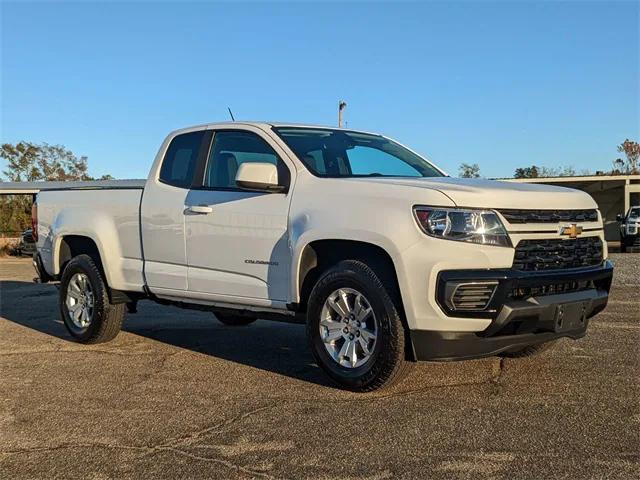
[59,254,125,343]
[307,260,409,392]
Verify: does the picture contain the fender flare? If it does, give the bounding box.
[289,229,407,304]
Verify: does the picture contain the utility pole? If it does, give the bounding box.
[338,100,347,127]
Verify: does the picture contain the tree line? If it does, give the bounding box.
[458,139,640,178]
[0,142,112,235]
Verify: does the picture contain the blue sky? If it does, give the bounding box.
[1,1,638,179]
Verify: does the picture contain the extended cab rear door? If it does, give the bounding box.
[141,129,212,291]
[184,126,294,304]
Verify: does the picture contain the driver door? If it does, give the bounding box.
[185,128,293,303]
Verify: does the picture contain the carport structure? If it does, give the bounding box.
[505,174,640,242]
[0,182,42,239]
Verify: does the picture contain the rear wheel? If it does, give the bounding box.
[215,313,256,326]
[59,254,125,343]
[306,260,409,392]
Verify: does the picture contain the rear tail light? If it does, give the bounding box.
[31,200,38,242]
[443,281,498,311]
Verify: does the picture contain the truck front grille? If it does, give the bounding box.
[513,237,603,271]
[499,209,598,224]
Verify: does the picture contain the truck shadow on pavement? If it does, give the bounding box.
[125,301,333,387]
[0,280,333,388]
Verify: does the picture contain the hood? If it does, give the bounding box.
[346,177,597,210]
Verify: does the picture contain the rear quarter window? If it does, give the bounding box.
[159,131,207,188]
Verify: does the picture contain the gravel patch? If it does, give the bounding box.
[609,253,640,286]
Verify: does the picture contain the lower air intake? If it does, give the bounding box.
[447,282,498,311]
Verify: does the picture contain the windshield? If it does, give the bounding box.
[629,207,640,219]
[273,127,444,178]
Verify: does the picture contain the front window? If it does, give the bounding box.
[204,130,290,189]
[629,207,640,220]
[273,127,444,178]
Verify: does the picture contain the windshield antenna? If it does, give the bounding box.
[227,107,235,122]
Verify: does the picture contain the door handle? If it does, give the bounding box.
[186,205,213,215]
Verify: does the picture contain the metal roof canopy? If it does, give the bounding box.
[501,174,640,183]
[503,174,640,213]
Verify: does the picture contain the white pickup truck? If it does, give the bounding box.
[617,206,640,252]
[32,122,613,391]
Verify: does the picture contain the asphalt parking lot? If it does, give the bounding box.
[1,255,638,479]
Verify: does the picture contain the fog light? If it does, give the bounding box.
[444,281,498,311]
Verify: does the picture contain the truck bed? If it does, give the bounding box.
[0,179,146,194]
[36,183,146,292]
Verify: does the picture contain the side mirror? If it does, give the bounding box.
[235,162,285,193]
[616,214,623,221]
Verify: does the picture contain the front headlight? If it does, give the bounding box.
[413,207,512,247]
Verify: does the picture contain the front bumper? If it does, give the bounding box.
[622,232,640,246]
[410,261,613,361]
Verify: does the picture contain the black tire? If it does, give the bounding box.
[499,340,557,358]
[59,254,125,343]
[215,313,256,326]
[621,242,627,253]
[306,259,409,392]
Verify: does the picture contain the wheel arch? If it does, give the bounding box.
[56,235,107,283]
[55,234,139,304]
[294,238,404,314]
[47,203,144,293]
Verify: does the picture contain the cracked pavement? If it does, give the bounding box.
[0,255,638,479]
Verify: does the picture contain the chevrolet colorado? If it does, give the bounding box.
[32,122,614,391]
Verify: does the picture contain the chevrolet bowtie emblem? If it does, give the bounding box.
[559,223,584,239]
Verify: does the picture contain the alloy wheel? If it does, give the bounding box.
[319,288,378,368]
[65,273,94,329]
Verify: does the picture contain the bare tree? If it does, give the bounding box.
[458,163,481,178]
[613,139,640,174]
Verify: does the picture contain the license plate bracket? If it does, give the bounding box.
[554,301,588,333]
